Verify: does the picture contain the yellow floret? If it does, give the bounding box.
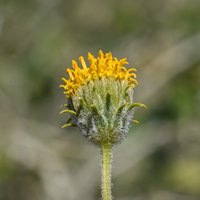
[60,50,138,97]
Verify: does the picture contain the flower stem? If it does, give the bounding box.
[101,143,112,200]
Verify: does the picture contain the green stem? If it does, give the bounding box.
[101,144,112,200]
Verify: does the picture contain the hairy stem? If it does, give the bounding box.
[101,144,112,200]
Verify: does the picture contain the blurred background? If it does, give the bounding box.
[0,0,200,200]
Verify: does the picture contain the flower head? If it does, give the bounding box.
[60,50,146,146]
[59,50,138,97]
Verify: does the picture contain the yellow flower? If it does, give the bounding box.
[59,50,138,98]
[59,50,146,146]
[60,50,147,200]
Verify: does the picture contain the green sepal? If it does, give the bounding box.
[127,103,147,111]
[91,104,99,115]
[121,84,134,98]
[116,103,128,116]
[104,91,112,125]
[132,120,139,124]
[79,97,90,113]
[66,117,72,124]
[113,103,128,127]
[60,110,77,115]
[61,124,77,128]
[91,104,106,128]
[105,91,111,111]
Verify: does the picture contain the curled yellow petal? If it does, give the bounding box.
[79,56,87,70]
[60,50,139,97]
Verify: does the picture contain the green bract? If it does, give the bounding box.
[61,76,146,147]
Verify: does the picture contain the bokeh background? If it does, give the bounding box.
[1,0,200,200]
